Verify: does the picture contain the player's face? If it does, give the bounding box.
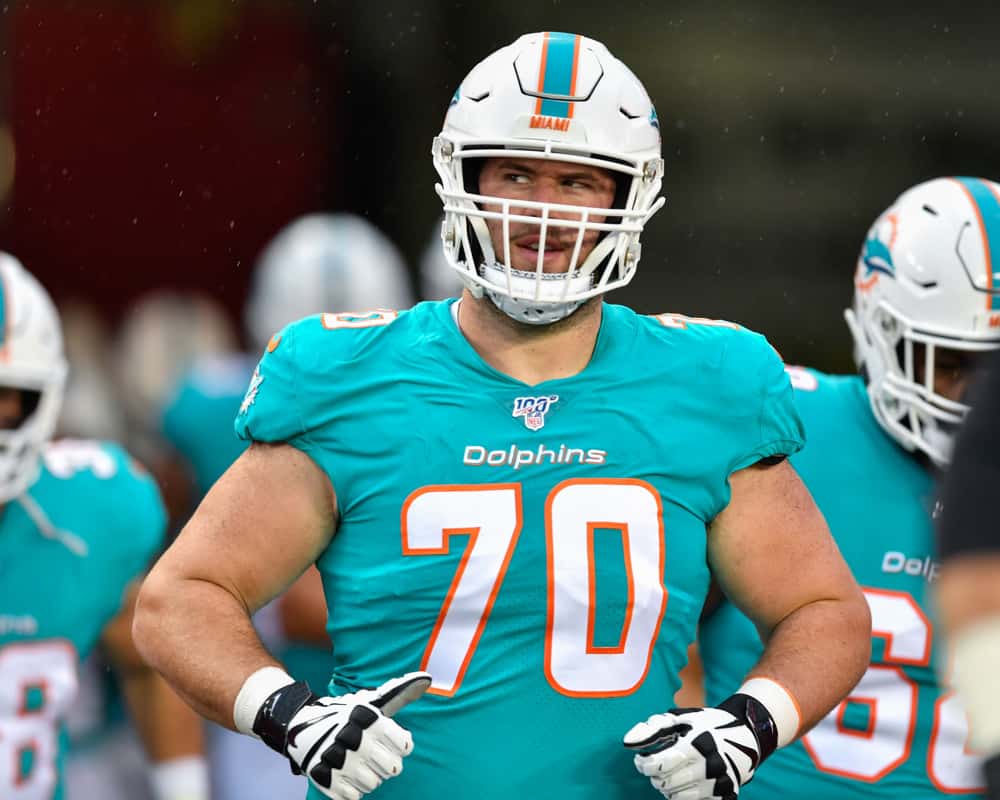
[477,158,617,274]
[914,345,985,403]
[0,388,24,429]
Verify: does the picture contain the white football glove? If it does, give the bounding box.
[251,671,431,800]
[623,695,778,800]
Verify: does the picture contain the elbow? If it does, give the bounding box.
[844,590,873,685]
[131,570,171,671]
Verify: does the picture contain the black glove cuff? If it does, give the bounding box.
[252,680,317,755]
[719,692,779,764]
[985,752,1000,800]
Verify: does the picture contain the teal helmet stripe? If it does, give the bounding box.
[955,176,1000,309]
[537,32,578,119]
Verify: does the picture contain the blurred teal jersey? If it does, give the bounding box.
[700,368,984,799]
[236,299,804,800]
[162,353,258,496]
[0,439,166,800]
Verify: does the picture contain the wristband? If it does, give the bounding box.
[149,756,210,800]
[735,677,802,749]
[252,680,317,755]
[233,666,296,736]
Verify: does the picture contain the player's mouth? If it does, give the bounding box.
[512,236,571,269]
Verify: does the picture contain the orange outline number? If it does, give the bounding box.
[544,479,667,697]
[321,309,398,329]
[402,479,667,698]
[401,484,523,697]
[0,641,78,796]
[801,588,983,790]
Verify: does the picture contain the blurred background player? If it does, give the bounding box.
[158,211,414,800]
[937,345,1000,800]
[60,289,235,800]
[0,251,209,800]
[698,177,1000,797]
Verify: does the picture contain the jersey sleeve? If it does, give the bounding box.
[723,330,806,474]
[234,319,311,446]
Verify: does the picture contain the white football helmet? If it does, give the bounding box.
[244,213,414,350]
[432,31,665,324]
[845,177,1000,465]
[0,252,68,502]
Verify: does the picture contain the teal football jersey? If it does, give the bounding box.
[0,439,166,800]
[699,368,984,798]
[236,300,804,800]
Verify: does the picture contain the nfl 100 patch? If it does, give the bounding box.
[512,395,558,431]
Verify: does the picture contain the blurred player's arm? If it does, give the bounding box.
[709,459,871,736]
[133,441,334,727]
[672,642,705,708]
[278,566,330,647]
[102,581,209,800]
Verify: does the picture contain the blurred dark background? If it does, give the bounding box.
[2,0,999,372]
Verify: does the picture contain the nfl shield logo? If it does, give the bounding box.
[512,395,559,431]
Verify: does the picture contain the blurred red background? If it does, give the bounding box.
[1,2,340,329]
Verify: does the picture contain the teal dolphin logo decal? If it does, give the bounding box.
[649,106,659,130]
[862,235,895,278]
[449,86,461,107]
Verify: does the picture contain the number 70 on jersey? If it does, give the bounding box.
[402,480,669,698]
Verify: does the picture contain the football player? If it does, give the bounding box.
[159,211,414,800]
[134,32,870,800]
[699,177,1000,798]
[0,252,208,800]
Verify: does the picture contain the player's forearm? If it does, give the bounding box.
[119,668,206,760]
[749,595,871,734]
[133,571,284,728]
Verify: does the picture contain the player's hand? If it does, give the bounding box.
[253,671,432,800]
[623,695,777,800]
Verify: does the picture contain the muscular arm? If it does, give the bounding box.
[708,460,871,735]
[133,442,336,728]
[103,582,206,762]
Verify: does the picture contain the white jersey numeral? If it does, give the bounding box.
[544,480,667,696]
[0,641,78,799]
[402,485,523,696]
[42,440,118,480]
[402,480,667,697]
[801,588,983,789]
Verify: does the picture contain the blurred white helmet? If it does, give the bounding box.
[244,213,414,351]
[420,217,468,300]
[432,31,665,324]
[845,177,1000,465]
[115,290,236,458]
[0,252,68,502]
